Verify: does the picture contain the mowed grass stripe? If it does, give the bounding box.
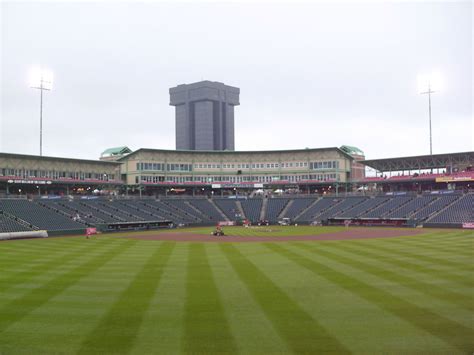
[130,243,188,355]
[0,241,100,293]
[0,239,84,254]
[183,244,237,354]
[293,242,474,313]
[357,236,472,268]
[325,241,474,305]
[374,236,474,260]
[0,240,89,271]
[219,243,349,354]
[0,240,137,333]
[206,243,292,354]
[368,236,472,267]
[352,240,472,287]
[384,234,474,257]
[78,242,175,354]
[265,243,473,353]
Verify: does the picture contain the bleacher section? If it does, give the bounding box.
[40,200,104,224]
[361,196,413,218]
[0,213,34,233]
[144,200,197,223]
[316,196,368,221]
[0,199,85,232]
[281,198,315,219]
[411,195,459,220]
[385,195,438,219]
[338,196,387,218]
[427,194,474,224]
[115,200,165,221]
[214,199,241,220]
[60,200,123,223]
[129,201,170,220]
[296,198,341,222]
[0,193,471,234]
[240,199,263,222]
[156,200,202,223]
[185,199,223,222]
[265,198,290,222]
[83,200,143,222]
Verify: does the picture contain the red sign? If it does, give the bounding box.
[462,223,474,229]
[86,227,97,235]
[218,221,235,226]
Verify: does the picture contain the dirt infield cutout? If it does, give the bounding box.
[125,228,425,242]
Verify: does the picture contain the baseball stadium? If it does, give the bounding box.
[1,2,473,353]
[1,120,473,354]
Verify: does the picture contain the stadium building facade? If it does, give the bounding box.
[0,153,121,196]
[1,148,473,198]
[118,146,357,195]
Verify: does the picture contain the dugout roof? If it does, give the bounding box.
[360,151,474,172]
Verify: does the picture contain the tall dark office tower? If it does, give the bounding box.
[169,81,240,151]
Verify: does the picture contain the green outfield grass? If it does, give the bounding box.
[0,227,472,354]
[164,225,348,237]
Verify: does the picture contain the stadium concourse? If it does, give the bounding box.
[0,149,473,236]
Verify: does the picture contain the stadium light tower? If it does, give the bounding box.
[418,72,442,155]
[30,67,53,156]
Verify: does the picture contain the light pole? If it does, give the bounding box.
[30,68,53,156]
[420,82,435,155]
[418,72,442,156]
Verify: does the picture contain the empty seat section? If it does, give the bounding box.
[317,197,368,220]
[412,195,459,221]
[282,198,315,219]
[361,196,413,218]
[79,200,129,223]
[427,194,474,224]
[0,199,85,231]
[162,200,203,223]
[186,199,223,221]
[164,200,206,222]
[296,198,340,222]
[386,195,437,218]
[265,198,290,222]
[92,201,144,221]
[39,200,102,225]
[214,199,240,220]
[337,197,386,218]
[130,201,170,220]
[143,200,194,223]
[240,199,263,222]
[56,200,116,223]
[0,213,34,232]
[104,201,156,220]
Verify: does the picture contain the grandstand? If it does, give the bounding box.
[0,213,34,233]
[265,198,290,222]
[0,189,472,234]
[0,199,85,232]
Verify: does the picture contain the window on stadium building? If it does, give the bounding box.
[1,168,115,181]
[309,161,339,170]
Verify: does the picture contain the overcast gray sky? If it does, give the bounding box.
[1,1,472,160]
